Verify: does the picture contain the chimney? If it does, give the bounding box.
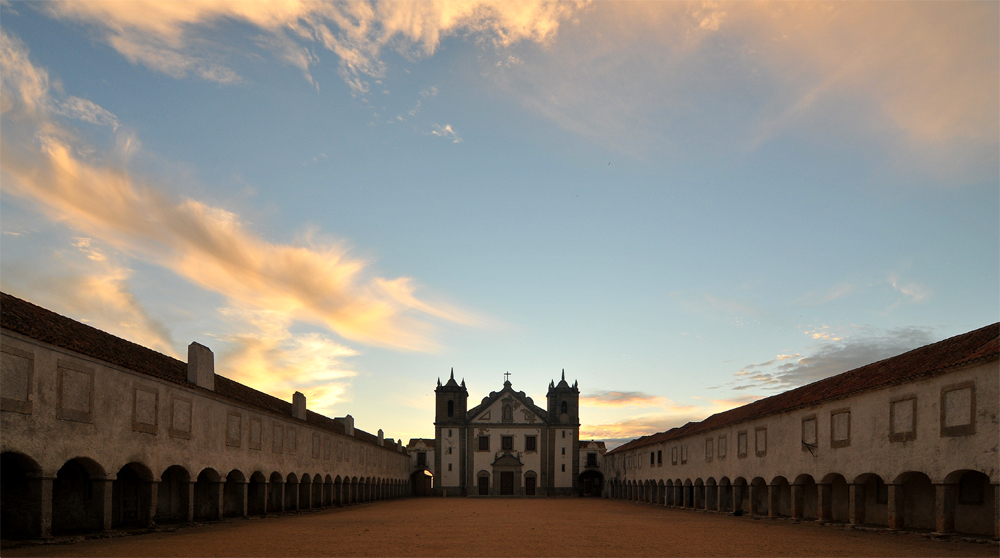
[378,429,384,445]
[293,391,306,420]
[187,342,214,391]
[337,414,354,436]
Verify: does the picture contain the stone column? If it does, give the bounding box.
[933,483,957,535]
[213,481,225,520]
[144,480,159,527]
[791,484,804,519]
[95,478,114,531]
[185,481,195,522]
[816,484,831,523]
[993,482,999,541]
[28,475,54,538]
[849,483,866,525]
[240,481,249,517]
[768,484,781,518]
[887,484,904,530]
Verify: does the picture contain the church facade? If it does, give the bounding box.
[434,372,580,496]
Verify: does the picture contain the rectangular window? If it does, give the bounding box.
[802,415,817,451]
[657,450,662,465]
[755,427,767,457]
[502,436,513,451]
[705,438,713,462]
[562,430,566,438]
[680,445,688,464]
[561,447,566,456]
[448,463,452,471]
[718,435,727,459]
[446,446,453,455]
[525,435,537,451]
[587,452,597,467]
[478,435,490,451]
[830,410,850,448]
[737,431,748,458]
[671,447,678,465]
[941,381,976,437]
[890,396,917,442]
[650,452,655,465]
[448,429,452,437]
[561,464,565,472]
[417,452,427,468]
[1,344,34,414]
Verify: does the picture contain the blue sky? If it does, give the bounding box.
[2,1,997,448]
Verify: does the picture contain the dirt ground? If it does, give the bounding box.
[5,498,996,557]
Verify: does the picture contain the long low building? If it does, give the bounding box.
[0,292,411,539]
[604,323,998,540]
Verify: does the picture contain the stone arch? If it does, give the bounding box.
[350,476,358,504]
[156,465,191,523]
[850,473,888,526]
[53,457,108,534]
[524,470,539,496]
[299,473,313,509]
[732,477,749,514]
[792,474,818,520]
[769,475,791,517]
[705,477,718,511]
[820,473,849,523]
[267,472,283,513]
[334,475,344,506]
[312,473,324,507]
[324,474,334,507]
[683,479,693,508]
[750,477,768,516]
[112,462,155,528]
[718,477,732,512]
[248,472,267,516]
[890,471,935,530]
[944,470,994,536]
[477,470,490,496]
[285,472,299,511]
[1,452,45,538]
[657,479,665,505]
[223,469,246,518]
[194,468,222,521]
[694,478,705,509]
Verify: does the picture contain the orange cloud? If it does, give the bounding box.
[1,29,473,356]
[580,390,666,408]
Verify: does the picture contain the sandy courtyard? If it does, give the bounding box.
[5,498,995,557]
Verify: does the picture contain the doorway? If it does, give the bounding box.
[500,472,514,495]
[525,475,536,496]
[478,475,489,495]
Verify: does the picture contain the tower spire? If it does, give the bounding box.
[450,367,454,380]
[561,369,565,381]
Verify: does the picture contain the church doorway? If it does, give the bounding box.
[525,474,536,496]
[500,472,514,495]
[579,470,603,497]
[478,474,489,495]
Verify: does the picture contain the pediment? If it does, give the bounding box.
[473,392,544,424]
[491,452,523,467]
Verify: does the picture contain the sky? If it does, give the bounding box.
[1,1,997,449]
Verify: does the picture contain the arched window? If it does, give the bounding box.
[561,401,568,415]
[447,400,454,417]
[502,404,513,422]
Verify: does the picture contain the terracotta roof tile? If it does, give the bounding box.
[609,323,998,455]
[1,292,392,449]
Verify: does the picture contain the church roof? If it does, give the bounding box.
[406,438,435,448]
[466,380,548,420]
[0,291,400,452]
[608,322,999,455]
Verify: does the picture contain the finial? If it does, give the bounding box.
[437,377,441,387]
[450,367,454,380]
[561,369,565,381]
[461,378,466,388]
[504,371,511,383]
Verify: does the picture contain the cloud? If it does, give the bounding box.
[430,123,462,143]
[731,325,936,391]
[888,274,932,303]
[214,305,357,416]
[1,30,473,359]
[795,283,856,306]
[42,1,583,92]
[580,390,665,408]
[0,235,177,356]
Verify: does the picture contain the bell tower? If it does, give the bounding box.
[435,368,468,423]
[547,369,579,424]
[434,368,468,496]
